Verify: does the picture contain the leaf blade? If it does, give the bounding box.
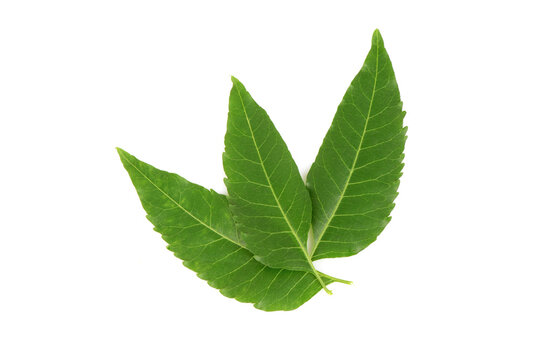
[223,78,330,292]
[117,148,332,311]
[307,29,407,260]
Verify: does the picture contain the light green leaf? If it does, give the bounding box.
[117,148,335,311]
[223,77,331,293]
[307,29,407,261]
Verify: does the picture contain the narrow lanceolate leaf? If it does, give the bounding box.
[117,148,333,311]
[307,29,407,261]
[223,77,330,293]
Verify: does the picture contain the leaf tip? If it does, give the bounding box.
[116,147,127,158]
[372,28,384,46]
[116,148,135,168]
[230,75,241,85]
[230,76,248,93]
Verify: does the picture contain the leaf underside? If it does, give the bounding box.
[118,149,332,311]
[307,29,407,261]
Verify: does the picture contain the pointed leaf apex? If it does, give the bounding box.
[372,29,384,46]
[230,76,247,93]
[230,75,241,85]
[116,147,127,158]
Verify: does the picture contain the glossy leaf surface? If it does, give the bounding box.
[223,78,330,292]
[118,148,333,311]
[307,30,407,261]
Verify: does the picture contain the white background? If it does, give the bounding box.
[1,1,538,359]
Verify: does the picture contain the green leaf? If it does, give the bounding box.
[307,29,407,261]
[117,29,406,310]
[223,77,332,293]
[117,148,334,311]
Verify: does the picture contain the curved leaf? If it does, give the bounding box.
[118,148,333,311]
[307,30,407,261]
[223,77,330,293]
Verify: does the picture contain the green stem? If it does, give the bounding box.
[317,271,353,285]
[314,268,333,295]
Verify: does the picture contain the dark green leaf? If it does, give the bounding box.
[307,30,407,261]
[223,77,331,293]
[117,148,333,311]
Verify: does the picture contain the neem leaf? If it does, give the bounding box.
[223,77,331,293]
[117,148,334,311]
[307,29,407,261]
[118,29,406,310]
